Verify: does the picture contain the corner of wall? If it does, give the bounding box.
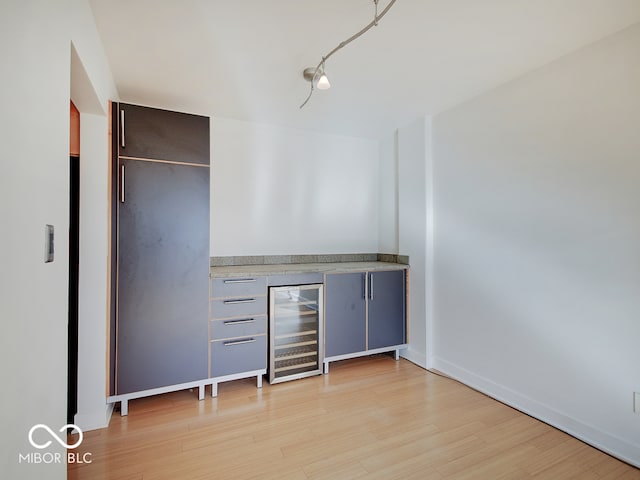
[74,403,113,432]
[400,347,428,370]
[424,114,435,374]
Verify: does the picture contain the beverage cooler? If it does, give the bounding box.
[269,284,323,384]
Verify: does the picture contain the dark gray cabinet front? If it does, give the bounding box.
[325,270,406,359]
[367,270,406,350]
[324,273,367,357]
[117,159,209,394]
[114,103,210,396]
[119,103,209,165]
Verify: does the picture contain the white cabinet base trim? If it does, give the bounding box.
[210,369,266,397]
[107,379,209,416]
[107,370,267,416]
[323,344,407,373]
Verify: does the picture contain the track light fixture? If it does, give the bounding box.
[302,60,331,92]
[316,72,331,90]
[300,0,399,109]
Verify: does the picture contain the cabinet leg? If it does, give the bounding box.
[257,375,263,389]
[120,400,128,416]
[198,385,205,400]
[394,349,400,361]
[323,361,329,374]
[211,382,218,398]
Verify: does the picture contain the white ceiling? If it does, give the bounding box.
[89,0,640,139]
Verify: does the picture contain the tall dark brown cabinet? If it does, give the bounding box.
[109,103,210,414]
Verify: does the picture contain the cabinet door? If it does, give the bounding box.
[324,273,366,357]
[367,270,406,350]
[119,103,209,165]
[117,158,209,394]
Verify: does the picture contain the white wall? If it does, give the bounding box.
[395,118,431,368]
[0,0,116,477]
[75,112,112,431]
[377,135,398,254]
[71,2,118,434]
[210,118,380,256]
[432,24,640,464]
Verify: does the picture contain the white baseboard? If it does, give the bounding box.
[400,347,428,369]
[74,403,114,432]
[431,357,640,468]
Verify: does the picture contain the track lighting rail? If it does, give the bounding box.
[300,0,399,109]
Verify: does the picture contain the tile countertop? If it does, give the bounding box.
[210,261,408,278]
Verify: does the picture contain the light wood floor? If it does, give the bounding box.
[68,356,639,480]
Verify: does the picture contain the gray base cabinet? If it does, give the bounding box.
[367,270,406,350]
[324,269,406,371]
[324,273,367,357]
[209,276,268,396]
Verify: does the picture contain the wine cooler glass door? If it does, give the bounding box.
[269,284,323,383]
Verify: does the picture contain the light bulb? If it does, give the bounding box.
[316,74,331,90]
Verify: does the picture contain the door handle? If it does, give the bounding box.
[120,109,125,148]
[120,164,125,203]
[363,272,368,300]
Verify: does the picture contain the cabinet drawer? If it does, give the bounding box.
[268,273,323,286]
[210,315,267,341]
[210,296,267,319]
[211,335,267,377]
[211,276,267,299]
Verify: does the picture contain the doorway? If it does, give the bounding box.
[68,101,80,424]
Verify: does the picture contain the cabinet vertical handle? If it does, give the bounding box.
[364,272,368,300]
[120,164,125,203]
[369,273,374,300]
[120,109,125,148]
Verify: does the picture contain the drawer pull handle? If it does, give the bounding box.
[223,279,257,284]
[224,338,256,346]
[223,319,256,325]
[223,299,256,305]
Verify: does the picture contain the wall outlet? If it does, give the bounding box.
[634,392,640,414]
